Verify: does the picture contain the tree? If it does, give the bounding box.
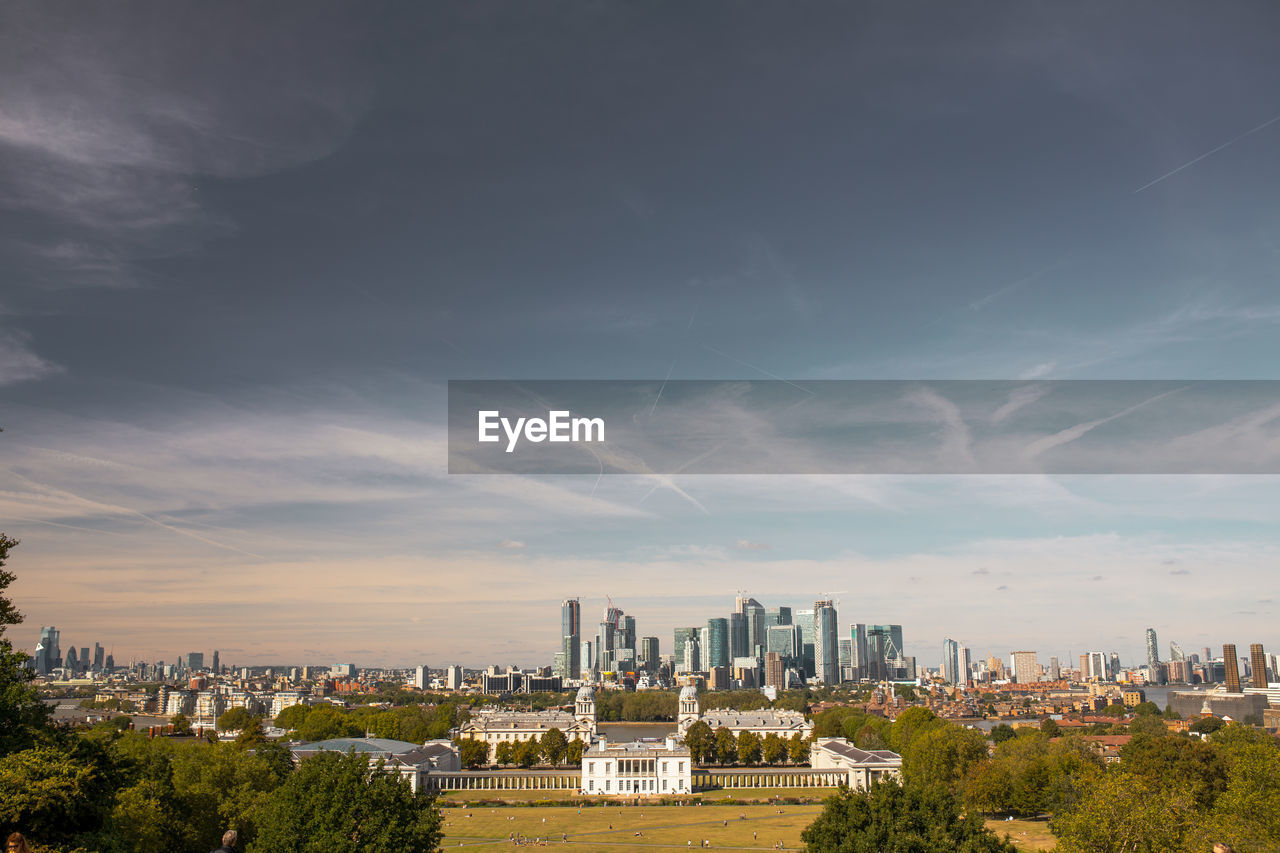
[990,724,1017,745]
[540,728,567,766]
[1050,769,1201,853]
[297,704,359,742]
[513,738,540,768]
[250,751,441,852]
[494,741,514,766]
[801,779,1019,852]
[737,730,762,765]
[565,738,585,766]
[682,721,714,765]
[1101,703,1127,717]
[0,535,53,755]
[1190,716,1226,736]
[455,738,488,769]
[0,743,110,845]
[275,703,310,732]
[714,726,737,765]
[903,724,988,792]
[787,732,810,764]
[1127,714,1167,738]
[1118,734,1227,808]
[761,732,785,765]
[217,707,258,733]
[1040,718,1059,738]
[890,707,942,753]
[171,713,193,737]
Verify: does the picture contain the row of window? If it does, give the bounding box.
[585,777,685,793]
[587,760,685,774]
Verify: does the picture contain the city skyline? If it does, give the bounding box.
[3,3,1280,665]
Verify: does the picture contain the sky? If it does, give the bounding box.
[2,2,1279,670]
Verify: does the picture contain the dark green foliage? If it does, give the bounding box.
[801,779,1019,852]
[455,737,488,768]
[682,720,715,764]
[249,751,441,852]
[990,723,1017,744]
[0,535,53,756]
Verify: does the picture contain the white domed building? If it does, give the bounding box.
[457,685,597,762]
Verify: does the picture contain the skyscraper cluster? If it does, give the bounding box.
[32,626,114,676]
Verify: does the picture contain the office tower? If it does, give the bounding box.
[560,598,581,679]
[1011,651,1038,684]
[764,652,785,689]
[728,612,748,660]
[210,649,219,674]
[640,637,659,673]
[597,605,621,672]
[705,618,730,670]
[1048,656,1060,681]
[1085,652,1107,681]
[765,606,793,627]
[839,638,852,675]
[959,645,971,686]
[93,643,105,672]
[796,609,815,677]
[105,653,114,670]
[942,639,962,686]
[78,647,88,672]
[1169,641,1185,662]
[1145,628,1159,668]
[187,652,205,671]
[1108,653,1121,681]
[446,664,464,690]
[673,627,699,674]
[767,623,801,661]
[66,646,80,673]
[620,615,637,658]
[414,665,429,689]
[849,623,869,681]
[1249,644,1266,689]
[813,600,839,685]
[581,640,593,677]
[866,625,904,680]
[1223,644,1241,692]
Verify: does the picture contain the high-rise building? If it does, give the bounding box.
[705,618,730,670]
[1169,641,1185,662]
[640,637,659,674]
[765,606,793,627]
[745,600,766,659]
[942,639,962,686]
[560,599,581,680]
[66,646,80,673]
[1145,628,1159,669]
[1249,644,1267,689]
[414,665,429,689]
[867,625,904,680]
[211,649,219,675]
[796,609,815,677]
[93,643,105,672]
[728,611,748,660]
[1047,656,1061,681]
[597,606,622,673]
[767,624,801,664]
[838,639,852,676]
[1223,644,1241,693]
[673,627,699,674]
[1011,651,1038,685]
[813,600,839,685]
[764,652,786,689]
[446,664,464,690]
[187,652,205,671]
[849,623,869,681]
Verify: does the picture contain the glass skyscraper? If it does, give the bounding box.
[705,617,730,669]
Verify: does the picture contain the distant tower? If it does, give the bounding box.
[212,650,220,674]
[1145,628,1159,669]
[1250,644,1267,689]
[1223,644,1241,693]
[575,684,597,736]
[677,684,700,737]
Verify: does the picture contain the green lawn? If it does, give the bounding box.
[985,818,1056,851]
[441,803,824,850]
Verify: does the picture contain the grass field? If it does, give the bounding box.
[440,804,1058,851]
[984,818,1056,851]
[442,803,823,850]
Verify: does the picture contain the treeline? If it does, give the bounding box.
[681,721,811,765]
[1,536,440,853]
[269,700,467,743]
[808,703,1280,851]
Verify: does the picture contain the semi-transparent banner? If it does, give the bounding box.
[447,380,1280,474]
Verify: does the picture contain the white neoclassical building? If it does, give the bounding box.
[457,685,598,761]
[581,736,692,797]
[809,738,902,789]
[676,684,813,740]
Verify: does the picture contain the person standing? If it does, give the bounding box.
[211,829,238,852]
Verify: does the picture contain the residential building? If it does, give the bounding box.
[1224,644,1241,693]
[1011,651,1038,685]
[1250,644,1267,689]
[1145,628,1159,669]
[813,600,839,685]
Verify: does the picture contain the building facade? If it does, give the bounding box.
[581,737,692,797]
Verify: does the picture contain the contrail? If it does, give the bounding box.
[1134,111,1280,193]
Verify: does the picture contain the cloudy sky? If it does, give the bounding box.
[3,2,1279,670]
